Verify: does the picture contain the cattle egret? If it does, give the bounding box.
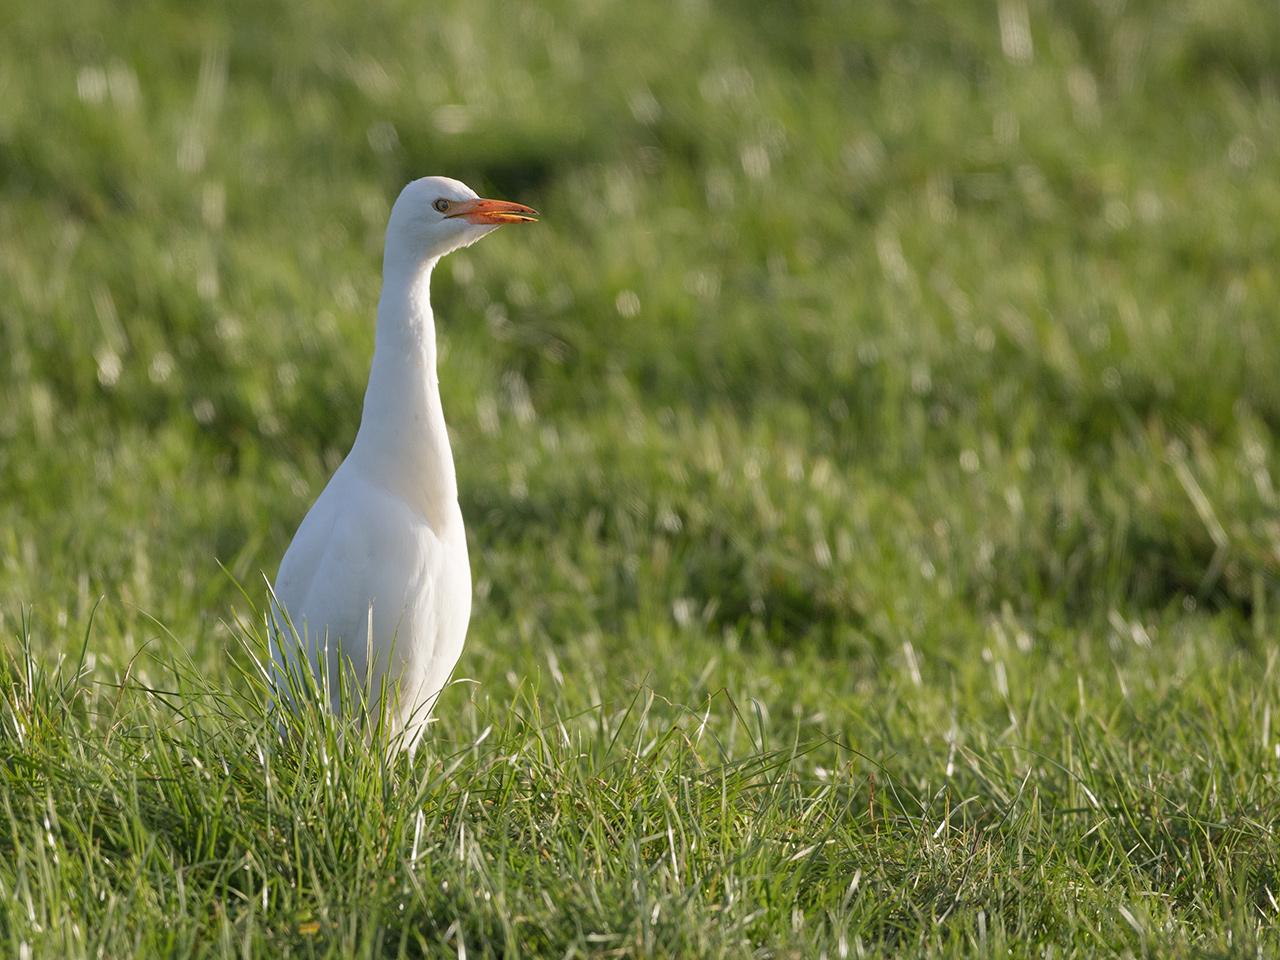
[269,176,538,752]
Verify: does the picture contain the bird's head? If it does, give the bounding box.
[385,176,538,266]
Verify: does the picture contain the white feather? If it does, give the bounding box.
[269,175,533,752]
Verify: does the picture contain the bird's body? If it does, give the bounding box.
[269,176,537,752]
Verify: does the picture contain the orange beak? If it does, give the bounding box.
[446,197,539,225]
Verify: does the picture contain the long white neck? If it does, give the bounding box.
[348,252,458,525]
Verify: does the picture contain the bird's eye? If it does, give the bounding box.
[433,198,450,213]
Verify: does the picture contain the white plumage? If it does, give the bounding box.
[269,176,538,752]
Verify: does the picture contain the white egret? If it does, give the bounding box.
[269,176,538,752]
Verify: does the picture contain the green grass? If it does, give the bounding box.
[3,0,1280,955]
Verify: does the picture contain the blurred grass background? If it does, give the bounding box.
[2,0,1280,955]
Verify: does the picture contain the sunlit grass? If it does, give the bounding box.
[1,0,1279,955]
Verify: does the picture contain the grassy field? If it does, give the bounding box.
[3,0,1280,955]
